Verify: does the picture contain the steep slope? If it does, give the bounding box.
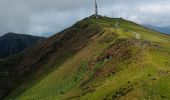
[0,16,101,99]
[2,16,170,100]
[0,32,45,58]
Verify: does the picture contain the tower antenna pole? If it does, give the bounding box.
[121,8,123,18]
[112,11,114,18]
[95,0,98,18]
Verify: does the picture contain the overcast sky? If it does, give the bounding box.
[0,0,170,37]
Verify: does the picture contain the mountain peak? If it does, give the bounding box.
[0,16,170,100]
[0,33,45,58]
[4,32,18,36]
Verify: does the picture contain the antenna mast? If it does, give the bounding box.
[121,8,123,18]
[95,0,98,18]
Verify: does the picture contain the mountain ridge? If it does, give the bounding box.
[0,32,45,58]
[145,25,170,34]
[0,16,102,99]
[1,15,170,100]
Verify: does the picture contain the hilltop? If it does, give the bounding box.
[0,32,45,58]
[1,15,170,100]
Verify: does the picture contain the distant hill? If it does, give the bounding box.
[0,32,45,58]
[145,25,170,34]
[0,16,170,100]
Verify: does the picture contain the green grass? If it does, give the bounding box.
[5,16,170,100]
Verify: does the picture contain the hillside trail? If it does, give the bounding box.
[115,20,141,39]
[115,20,120,28]
[131,32,141,39]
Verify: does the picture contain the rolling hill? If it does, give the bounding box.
[0,32,45,58]
[1,15,170,100]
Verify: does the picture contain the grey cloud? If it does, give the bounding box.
[0,0,170,36]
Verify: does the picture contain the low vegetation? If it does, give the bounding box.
[1,15,170,100]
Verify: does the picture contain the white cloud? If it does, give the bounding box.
[138,4,170,15]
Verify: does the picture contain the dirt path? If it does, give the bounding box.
[115,20,141,39]
[131,32,141,39]
[115,21,120,28]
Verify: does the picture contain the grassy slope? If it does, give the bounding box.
[1,16,101,99]
[7,16,170,100]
